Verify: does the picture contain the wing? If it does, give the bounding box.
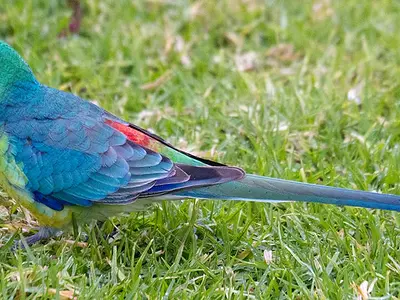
[5,85,244,210]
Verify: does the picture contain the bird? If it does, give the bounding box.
[0,40,399,247]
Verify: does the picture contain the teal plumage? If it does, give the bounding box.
[0,40,399,246]
[2,75,241,209]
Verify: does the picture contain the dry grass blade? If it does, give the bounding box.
[140,70,172,90]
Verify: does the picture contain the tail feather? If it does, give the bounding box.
[144,165,245,195]
[173,174,400,211]
[106,118,400,211]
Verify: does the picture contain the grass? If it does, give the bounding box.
[1,0,400,298]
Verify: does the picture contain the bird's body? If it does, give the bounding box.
[0,41,399,245]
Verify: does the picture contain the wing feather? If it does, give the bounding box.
[5,85,244,210]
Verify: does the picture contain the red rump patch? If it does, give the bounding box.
[105,119,151,147]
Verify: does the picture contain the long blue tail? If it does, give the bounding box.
[173,174,400,211]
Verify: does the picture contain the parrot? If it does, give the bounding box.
[0,40,400,247]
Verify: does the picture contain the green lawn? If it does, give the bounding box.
[1,0,400,298]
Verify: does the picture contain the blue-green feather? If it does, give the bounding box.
[2,82,232,208]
